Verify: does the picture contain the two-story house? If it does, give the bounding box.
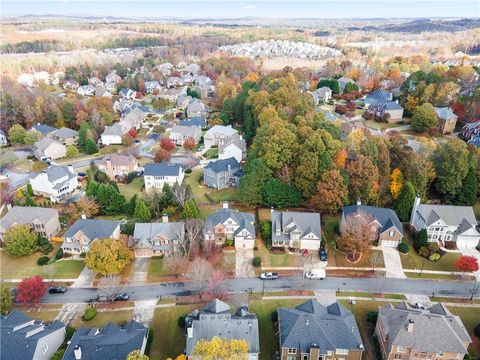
[341,203,404,247]
[144,163,184,193]
[186,98,208,118]
[204,203,255,249]
[271,210,322,250]
[310,86,333,105]
[434,107,458,134]
[61,218,121,254]
[410,196,480,249]
[203,125,238,149]
[203,157,240,189]
[218,133,246,163]
[96,154,138,181]
[278,300,364,360]
[375,302,471,360]
[33,137,67,161]
[0,206,60,240]
[29,165,78,202]
[169,125,201,146]
[101,124,125,145]
[185,299,260,360]
[49,127,78,146]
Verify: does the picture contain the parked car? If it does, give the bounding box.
[319,248,327,262]
[274,351,280,360]
[305,269,326,280]
[260,272,278,280]
[97,295,111,302]
[48,286,67,294]
[115,292,130,301]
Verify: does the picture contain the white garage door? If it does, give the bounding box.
[300,239,320,250]
[456,238,478,249]
[381,240,397,248]
[235,238,255,249]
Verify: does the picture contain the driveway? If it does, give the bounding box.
[235,249,255,278]
[382,247,406,278]
[129,257,151,285]
[72,266,96,288]
[133,299,157,326]
[460,247,480,281]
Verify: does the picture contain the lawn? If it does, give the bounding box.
[13,305,62,322]
[474,201,480,219]
[203,148,218,159]
[336,291,406,300]
[364,120,404,130]
[322,215,340,246]
[255,238,298,268]
[73,309,134,329]
[185,168,238,204]
[447,306,480,356]
[147,257,171,282]
[405,272,466,280]
[329,248,385,268]
[150,304,199,359]
[118,177,144,200]
[400,250,462,272]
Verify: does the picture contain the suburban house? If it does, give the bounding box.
[364,89,393,107]
[119,88,136,100]
[338,76,355,93]
[63,321,148,360]
[33,137,66,161]
[77,84,96,96]
[218,133,246,163]
[310,86,333,105]
[144,162,185,193]
[434,107,458,134]
[204,203,255,249]
[367,101,404,122]
[375,302,471,360]
[186,99,208,118]
[88,76,103,86]
[120,107,147,130]
[49,127,78,146]
[145,80,162,94]
[96,154,138,181]
[341,203,404,247]
[30,123,57,136]
[1,310,66,360]
[61,218,121,254]
[203,157,240,189]
[463,120,480,148]
[204,125,238,149]
[185,299,260,360]
[179,116,207,129]
[101,124,124,145]
[271,210,322,250]
[169,125,201,146]
[0,206,60,240]
[132,216,184,256]
[410,196,480,248]
[95,84,112,98]
[278,300,364,360]
[63,79,80,90]
[29,165,78,202]
[176,94,193,109]
[0,130,6,146]
[105,71,122,84]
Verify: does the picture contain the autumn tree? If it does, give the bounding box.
[160,138,175,151]
[390,168,404,200]
[205,270,227,300]
[8,124,27,144]
[66,145,80,158]
[17,276,45,305]
[3,224,38,257]
[76,196,99,218]
[345,155,379,204]
[337,213,371,260]
[183,137,196,151]
[310,170,347,214]
[122,133,134,147]
[97,275,122,301]
[85,238,133,275]
[163,252,187,278]
[184,219,204,257]
[192,336,249,360]
[126,350,149,360]
[186,258,214,297]
[155,149,172,162]
[455,256,479,273]
[0,287,12,315]
[411,103,438,132]
[393,181,416,222]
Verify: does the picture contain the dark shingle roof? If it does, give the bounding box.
[144,162,182,177]
[204,157,239,174]
[64,219,120,242]
[179,117,207,128]
[343,205,403,235]
[205,208,255,237]
[30,123,57,135]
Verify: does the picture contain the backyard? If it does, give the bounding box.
[118,177,144,200]
[185,168,237,204]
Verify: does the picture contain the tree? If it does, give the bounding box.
[160,138,175,151]
[122,133,134,147]
[26,183,34,197]
[8,124,27,144]
[345,155,379,204]
[192,336,249,360]
[411,103,438,132]
[261,178,302,207]
[126,350,149,360]
[205,270,227,300]
[17,276,45,305]
[183,137,196,151]
[85,238,133,275]
[343,82,359,94]
[369,251,383,272]
[457,168,478,206]
[133,198,152,222]
[186,258,214,297]
[317,79,340,94]
[413,229,428,250]
[310,170,348,214]
[3,224,38,257]
[237,159,272,206]
[97,275,122,301]
[163,252,187,278]
[184,219,203,256]
[24,130,41,145]
[182,199,200,219]
[0,287,12,315]
[76,196,99,218]
[455,256,479,273]
[337,213,371,259]
[172,183,191,208]
[154,149,171,162]
[85,138,98,154]
[393,181,416,222]
[390,168,404,200]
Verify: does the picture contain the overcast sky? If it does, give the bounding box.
[2,0,479,19]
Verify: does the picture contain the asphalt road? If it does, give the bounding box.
[41,276,479,304]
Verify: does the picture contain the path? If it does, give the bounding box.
[235,249,255,277]
[129,257,151,285]
[382,247,406,278]
[314,290,337,306]
[133,299,158,326]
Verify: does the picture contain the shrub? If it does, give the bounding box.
[224,239,234,247]
[418,246,430,258]
[367,311,378,324]
[185,168,192,174]
[260,221,272,248]
[398,242,410,254]
[474,323,480,338]
[126,172,138,184]
[145,328,154,355]
[55,248,64,260]
[66,326,76,340]
[37,256,50,266]
[47,257,57,265]
[37,237,49,246]
[271,310,278,323]
[252,256,261,267]
[79,252,86,258]
[413,229,428,250]
[253,246,258,251]
[178,315,186,328]
[429,253,441,261]
[40,243,53,255]
[82,307,97,321]
[427,243,440,254]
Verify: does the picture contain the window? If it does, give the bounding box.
[336,349,349,355]
[389,230,394,237]
[288,349,297,354]
[397,346,406,353]
[437,352,444,357]
[302,355,309,360]
[43,344,48,353]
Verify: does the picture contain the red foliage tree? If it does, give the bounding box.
[17,276,46,305]
[160,138,175,151]
[451,102,467,120]
[154,149,172,163]
[128,128,137,138]
[455,255,479,273]
[205,270,227,300]
[183,137,196,151]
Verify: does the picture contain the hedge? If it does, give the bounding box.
[55,248,64,260]
[66,326,76,341]
[474,323,480,338]
[145,328,154,355]
[37,256,50,266]
[185,168,192,174]
[82,307,97,321]
[178,315,186,328]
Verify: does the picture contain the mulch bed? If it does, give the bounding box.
[327,269,382,278]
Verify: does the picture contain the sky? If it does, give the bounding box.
[1,0,479,19]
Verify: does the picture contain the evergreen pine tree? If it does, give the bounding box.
[393,181,416,222]
[133,198,151,222]
[457,168,478,206]
[181,199,200,219]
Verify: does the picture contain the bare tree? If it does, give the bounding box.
[41,263,57,282]
[174,226,189,255]
[205,270,227,300]
[164,252,187,278]
[97,275,122,301]
[467,281,480,301]
[172,183,191,208]
[185,219,204,257]
[187,258,214,298]
[369,251,383,273]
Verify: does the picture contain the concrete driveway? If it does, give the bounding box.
[129,257,151,285]
[235,249,255,278]
[382,247,406,278]
[460,247,480,280]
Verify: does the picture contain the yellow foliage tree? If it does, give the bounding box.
[175,355,187,360]
[245,72,259,82]
[192,336,249,360]
[85,238,133,275]
[390,168,404,200]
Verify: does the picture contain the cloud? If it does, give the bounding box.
[244,4,257,10]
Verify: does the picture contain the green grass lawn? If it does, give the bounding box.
[322,215,340,246]
[404,272,466,280]
[185,168,237,204]
[150,304,199,359]
[329,248,385,268]
[364,120,404,130]
[204,148,218,159]
[336,291,406,300]
[474,201,480,219]
[118,177,144,200]
[147,258,171,282]
[447,306,480,356]
[400,250,462,272]
[73,309,134,329]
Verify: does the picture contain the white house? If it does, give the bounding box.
[186,99,208,118]
[101,124,124,145]
[77,85,96,96]
[310,86,332,105]
[33,137,67,161]
[410,196,480,249]
[0,130,7,146]
[204,125,238,149]
[29,165,79,202]
[218,133,246,163]
[144,163,184,193]
[271,210,322,250]
[169,125,200,146]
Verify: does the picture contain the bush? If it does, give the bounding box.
[253,246,258,251]
[224,239,234,247]
[178,315,186,328]
[252,256,262,267]
[271,310,278,323]
[260,221,272,248]
[427,243,440,254]
[37,256,50,266]
[474,323,480,338]
[82,307,97,321]
[40,243,53,255]
[398,242,410,254]
[429,253,441,261]
[126,172,138,184]
[79,252,86,258]
[413,229,428,250]
[367,311,378,324]
[185,168,192,174]
[47,256,57,265]
[66,326,76,340]
[55,248,64,260]
[37,237,49,246]
[418,246,430,258]
[145,328,154,355]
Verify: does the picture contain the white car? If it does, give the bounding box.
[305,269,326,280]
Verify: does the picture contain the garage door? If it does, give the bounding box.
[456,239,477,248]
[235,238,255,249]
[381,240,397,247]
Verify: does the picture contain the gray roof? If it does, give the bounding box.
[378,302,470,354]
[0,206,58,230]
[133,222,184,250]
[204,157,239,174]
[51,127,78,139]
[170,125,200,138]
[205,208,255,237]
[219,134,246,153]
[365,89,392,104]
[342,205,403,235]
[278,300,363,354]
[34,136,64,153]
[144,162,182,177]
[185,299,260,355]
[271,211,321,243]
[1,310,65,360]
[102,124,124,136]
[64,219,120,242]
[29,165,76,182]
[30,123,56,135]
[434,107,457,121]
[205,125,238,138]
[179,117,207,128]
[415,203,477,232]
[63,321,148,360]
[97,154,136,167]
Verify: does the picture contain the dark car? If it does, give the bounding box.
[48,286,67,294]
[77,172,87,177]
[319,248,328,262]
[115,292,130,301]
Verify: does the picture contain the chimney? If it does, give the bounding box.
[67,164,74,174]
[410,195,421,225]
[356,198,361,206]
[162,214,169,223]
[81,213,86,220]
[407,319,414,333]
[74,345,82,359]
[222,202,229,209]
[270,206,274,214]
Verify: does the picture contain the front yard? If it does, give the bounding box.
[147,257,172,282]
[400,249,462,272]
[73,309,134,329]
